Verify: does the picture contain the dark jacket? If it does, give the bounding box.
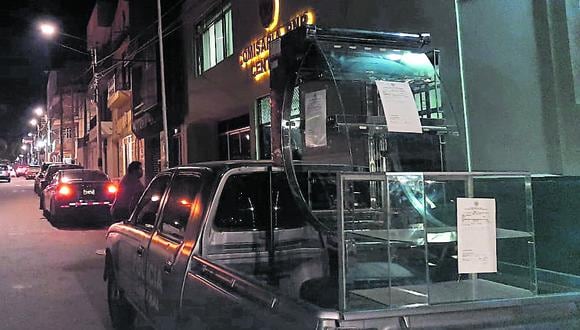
[110,175,145,220]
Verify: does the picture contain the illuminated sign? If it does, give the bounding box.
[240,10,315,81]
[259,0,280,30]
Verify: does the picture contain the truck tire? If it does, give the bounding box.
[107,270,136,329]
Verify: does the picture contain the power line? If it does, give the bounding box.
[95,0,188,67]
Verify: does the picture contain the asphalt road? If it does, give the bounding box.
[0,177,113,330]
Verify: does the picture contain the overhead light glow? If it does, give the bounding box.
[34,107,44,116]
[39,23,57,37]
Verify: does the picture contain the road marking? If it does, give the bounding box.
[12,284,33,290]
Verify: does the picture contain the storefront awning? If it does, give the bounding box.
[132,105,162,139]
[89,122,113,142]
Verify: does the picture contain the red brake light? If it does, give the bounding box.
[58,185,72,196]
[106,183,118,194]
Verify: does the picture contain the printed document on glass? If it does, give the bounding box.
[376,80,422,133]
[457,198,497,274]
[305,89,327,147]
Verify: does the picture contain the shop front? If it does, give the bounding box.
[132,105,162,182]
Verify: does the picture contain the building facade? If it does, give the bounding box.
[178,0,579,176]
[50,0,579,178]
[46,62,87,164]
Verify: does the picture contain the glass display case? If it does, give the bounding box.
[267,25,580,323]
[336,172,536,311]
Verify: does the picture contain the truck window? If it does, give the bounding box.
[132,175,171,230]
[207,171,326,300]
[157,173,202,240]
[214,172,305,231]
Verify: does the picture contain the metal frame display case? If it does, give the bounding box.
[336,172,536,312]
[266,25,580,326]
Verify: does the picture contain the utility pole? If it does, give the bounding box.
[91,48,103,171]
[46,115,51,162]
[59,86,64,162]
[157,0,170,169]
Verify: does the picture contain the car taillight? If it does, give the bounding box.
[58,184,72,197]
[106,183,118,194]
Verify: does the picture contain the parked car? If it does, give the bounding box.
[15,164,28,177]
[25,165,40,180]
[34,162,59,195]
[40,169,116,224]
[37,163,81,195]
[9,165,16,177]
[0,164,10,183]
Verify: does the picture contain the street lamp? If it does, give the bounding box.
[34,106,44,117]
[30,118,38,126]
[39,22,57,37]
[31,106,50,163]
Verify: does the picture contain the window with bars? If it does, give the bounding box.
[255,88,302,160]
[195,3,233,74]
[64,127,73,139]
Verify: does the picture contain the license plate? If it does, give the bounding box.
[83,189,96,196]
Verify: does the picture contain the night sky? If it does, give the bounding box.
[0,0,94,161]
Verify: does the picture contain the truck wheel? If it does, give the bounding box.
[107,271,136,329]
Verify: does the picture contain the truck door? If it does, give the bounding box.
[116,174,171,314]
[179,169,322,329]
[146,172,204,328]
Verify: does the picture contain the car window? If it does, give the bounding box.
[157,173,203,240]
[0,165,7,171]
[61,170,107,182]
[132,175,171,230]
[51,172,60,185]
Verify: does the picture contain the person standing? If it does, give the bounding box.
[110,161,145,220]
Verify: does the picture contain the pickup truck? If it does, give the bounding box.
[104,161,580,329]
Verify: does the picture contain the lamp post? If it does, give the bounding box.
[29,119,40,164]
[32,106,50,163]
[157,0,170,169]
[38,22,100,169]
[157,0,169,169]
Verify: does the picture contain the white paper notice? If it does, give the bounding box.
[376,80,423,134]
[305,89,327,147]
[457,198,497,274]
